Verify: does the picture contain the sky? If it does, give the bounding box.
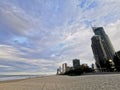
[0,0,120,75]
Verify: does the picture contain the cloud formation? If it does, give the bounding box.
[0,0,120,74]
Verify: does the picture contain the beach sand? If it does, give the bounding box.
[0,74,120,90]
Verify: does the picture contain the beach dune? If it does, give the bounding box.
[0,74,120,90]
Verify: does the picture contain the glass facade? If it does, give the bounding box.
[91,35,107,68]
[93,27,115,59]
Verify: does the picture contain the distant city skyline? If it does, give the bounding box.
[0,0,120,75]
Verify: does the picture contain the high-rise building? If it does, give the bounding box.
[73,59,80,69]
[92,27,115,59]
[62,63,67,73]
[91,35,108,68]
[57,66,62,75]
[113,51,120,71]
[116,51,120,58]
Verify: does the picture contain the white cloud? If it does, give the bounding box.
[0,65,11,68]
[0,45,23,59]
[105,20,120,51]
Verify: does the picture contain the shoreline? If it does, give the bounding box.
[1,72,120,82]
[0,75,54,83]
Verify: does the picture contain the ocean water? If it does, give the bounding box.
[0,75,40,81]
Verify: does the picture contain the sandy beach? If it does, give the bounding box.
[0,74,120,90]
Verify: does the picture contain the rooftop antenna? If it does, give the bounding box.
[89,22,95,33]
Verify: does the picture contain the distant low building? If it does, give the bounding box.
[57,63,73,75]
[81,64,88,67]
[66,66,73,72]
[91,63,95,70]
[57,66,62,75]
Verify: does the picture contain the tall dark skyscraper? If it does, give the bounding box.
[91,35,108,68]
[92,27,115,59]
[91,27,115,71]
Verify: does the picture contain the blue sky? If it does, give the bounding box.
[0,0,120,75]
